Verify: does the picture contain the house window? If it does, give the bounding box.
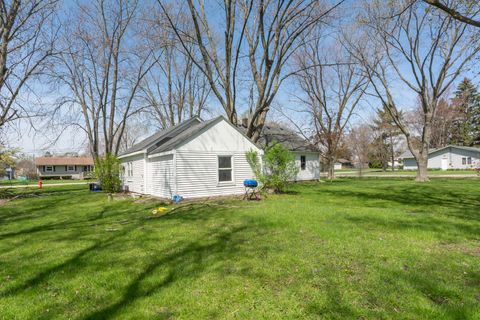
[462,157,467,165]
[127,162,133,177]
[67,165,75,172]
[467,157,472,165]
[218,156,233,182]
[300,155,306,171]
[45,166,53,172]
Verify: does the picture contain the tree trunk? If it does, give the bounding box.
[416,153,429,182]
[326,156,335,180]
[390,135,395,172]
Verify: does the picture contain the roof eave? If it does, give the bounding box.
[118,150,146,159]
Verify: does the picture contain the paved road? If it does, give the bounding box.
[0,182,89,189]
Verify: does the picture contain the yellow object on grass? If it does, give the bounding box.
[152,207,169,215]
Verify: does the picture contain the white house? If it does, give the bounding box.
[334,159,353,170]
[237,120,320,181]
[118,116,262,199]
[35,156,94,179]
[400,145,480,170]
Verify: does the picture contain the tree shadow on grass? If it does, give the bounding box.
[0,223,137,297]
[81,222,249,320]
[0,200,263,319]
[380,266,479,319]
[319,183,479,232]
[306,283,360,318]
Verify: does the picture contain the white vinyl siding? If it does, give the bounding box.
[402,147,480,170]
[121,154,145,193]
[148,154,174,198]
[176,151,255,199]
[294,152,320,181]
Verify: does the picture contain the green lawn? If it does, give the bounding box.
[331,169,479,176]
[0,180,479,319]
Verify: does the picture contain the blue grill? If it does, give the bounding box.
[243,179,258,188]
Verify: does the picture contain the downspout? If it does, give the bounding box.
[173,149,178,196]
[144,152,148,194]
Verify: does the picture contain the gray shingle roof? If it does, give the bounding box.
[119,117,202,156]
[237,123,317,152]
[148,116,221,154]
[400,145,480,159]
[120,116,316,158]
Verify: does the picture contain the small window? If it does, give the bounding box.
[300,155,306,171]
[218,156,233,182]
[67,165,75,171]
[462,157,467,165]
[127,162,133,177]
[45,166,53,172]
[467,157,472,165]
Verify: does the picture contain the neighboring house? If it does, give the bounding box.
[388,158,402,168]
[35,156,94,179]
[400,145,480,170]
[334,159,353,170]
[237,120,320,181]
[118,116,262,199]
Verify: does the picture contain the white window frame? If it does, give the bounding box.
[67,165,75,172]
[462,157,467,165]
[127,162,133,177]
[217,155,234,184]
[45,166,53,172]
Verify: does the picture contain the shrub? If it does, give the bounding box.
[246,144,299,193]
[94,154,121,193]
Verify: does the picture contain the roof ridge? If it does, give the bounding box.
[119,116,202,156]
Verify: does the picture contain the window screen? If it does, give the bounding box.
[218,156,232,182]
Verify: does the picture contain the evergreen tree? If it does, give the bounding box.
[450,78,480,146]
[371,105,402,171]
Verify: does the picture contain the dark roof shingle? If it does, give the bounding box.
[237,123,317,152]
[119,117,202,156]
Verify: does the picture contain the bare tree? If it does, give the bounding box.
[348,124,373,177]
[291,36,367,180]
[140,7,210,129]
[350,0,480,181]
[0,0,57,129]
[423,0,480,27]
[159,0,345,142]
[51,0,156,158]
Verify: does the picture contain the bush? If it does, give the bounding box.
[246,144,298,193]
[94,154,121,193]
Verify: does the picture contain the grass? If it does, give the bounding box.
[0,180,479,319]
[331,169,479,176]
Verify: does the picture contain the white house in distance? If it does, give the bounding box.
[400,145,480,170]
[118,116,263,199]
[334,159,353,170]
[237,119,320,181]
[35,156,94,179]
